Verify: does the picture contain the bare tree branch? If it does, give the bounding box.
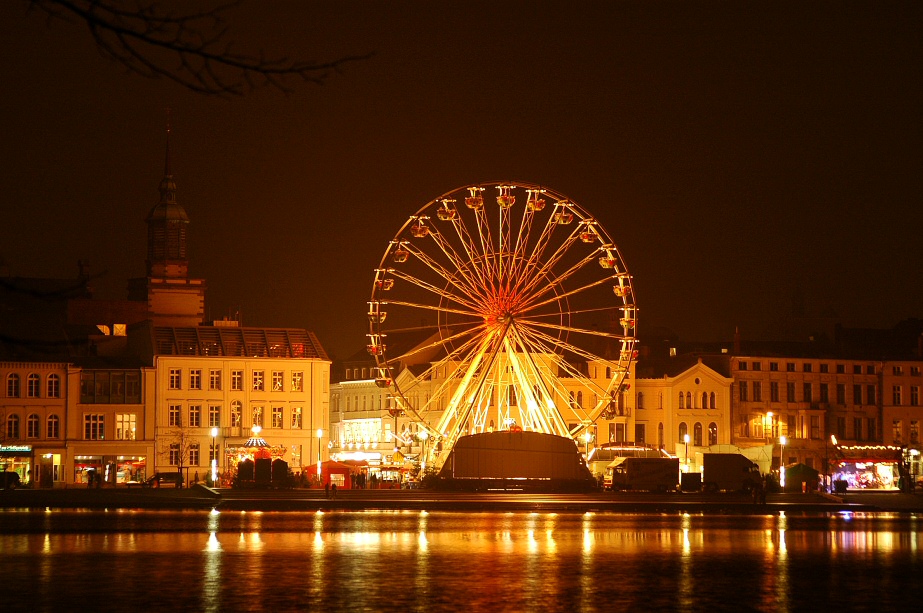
[26,0,373,96]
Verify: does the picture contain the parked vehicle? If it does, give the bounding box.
[0,471,21,489]
[606,457,680,492]
[143,472,184,488]
[702,453,761,493]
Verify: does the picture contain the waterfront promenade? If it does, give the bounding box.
[3,486,923,513]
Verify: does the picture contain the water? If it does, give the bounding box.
[1,509,921,612]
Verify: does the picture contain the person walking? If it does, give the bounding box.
[331,483,337,499]
[324,478,330,499]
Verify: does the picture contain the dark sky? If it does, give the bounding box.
[1,1,921,359]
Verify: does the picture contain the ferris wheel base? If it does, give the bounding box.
[433,431,598,493]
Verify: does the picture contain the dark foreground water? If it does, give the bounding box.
[1,509,921,612]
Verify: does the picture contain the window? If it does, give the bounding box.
[836,364,845,374]
[836,416,846,439]
[868,418,877,440]
[27,374,40,398]
[738,362,748,371]
[867,385,876,405]
[6,414,19,438]
[272,371,284,392]
[635,423,646,444]
[168,368,182,390]
[272,407,283,429]
[231,401,242,427]
[189,404,201,427]
[893,386,902,406]
[771,382,780,403]
[786,363,795,372]
[209,405,221,428]
[803,383,812,403]
[739,381,748,402]
[187,369,201,390]
[291,444,301,467]
[84,414,105,440]
[169,443,180,466]
[116,414,136,440]
[836,384,845,405]
[770,362,779,372]
[693,422,703,446]
[803,363,812,373]
[820,383,829,403]
[708,422,718,446]
[810,415,820,439]
[679,392,685,409]
[292,371,304,392]
[231,370,243,391]
[853,365,862,374]
[209,369,221,391]
[820,363,829,374]
[911,421,920,445]
[252,406,263,427]
[189,444,200,466]
[678,422,688,442]
[892,419,903,444]
[710,392,716,409]
[169,404,182,427]
[787,415,796,439]
[701,392,708,409]
[210,438,219,463]
[913,367,921,377]
[911,386,920,406]
[867,365,876,375]
[292,407,303,429]
[786,382,795,403]
[752,382,762,403]
[893,366,904,376]
[27,413,40,438]
[125,372,141,403]
[637,392,645,410]
[47,414,60,439]
[752,362,761,371]
[854,417,863,442]
[853,384,862,405]
[7,373,20,397]
[47,374,60,398]
[252,371,264,391]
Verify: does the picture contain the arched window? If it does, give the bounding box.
[679,392,685,409]
[637,392,644,410]
[702,392,708,410]
[658,422,664,449]
[27,413,40,438]
[6,414,20,438]
[7,373,20,398]
[693,422,703,446]
[708,422,718,446]
[47,374,61,398]
[686,391,693,409]
[678,422,688,442]
[27,374,40,398]
[710,392,716,409]
[47,414,60,439]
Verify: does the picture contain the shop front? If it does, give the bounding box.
[830,445,905,492]
[1,444,33,486]
[74,455,148,486]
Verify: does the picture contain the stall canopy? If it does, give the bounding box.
[306,460,356,488]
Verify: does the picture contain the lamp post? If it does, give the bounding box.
[419,430,429,472]
[766,411,774,441]
[779,435,787,489]
[684,433,690,467]
[829,434,838,491]
[316,428,323,478]
[210,427,218,486]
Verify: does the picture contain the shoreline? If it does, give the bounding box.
[3,486,922,513]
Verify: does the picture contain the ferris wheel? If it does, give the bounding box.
[368,182,636,468]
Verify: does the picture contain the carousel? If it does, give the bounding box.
[223,426,287,486]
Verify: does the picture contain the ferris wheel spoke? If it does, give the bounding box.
[387,268,484,313]
[399,244,489,308]
[516,252,603,311]
[513,228,587,300]
[519,274,617,316]
[384,322,485,368]
[426,228,493,304]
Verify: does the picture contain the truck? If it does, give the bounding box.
[606,457,680,492]
[702,453,761,493]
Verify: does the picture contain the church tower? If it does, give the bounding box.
[128,119,205,326]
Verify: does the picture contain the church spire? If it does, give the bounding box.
[146,110,189,278]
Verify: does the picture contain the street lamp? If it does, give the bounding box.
[419,430,429,471]
[779,435,787,489]
[210,426,218,485]
[766,411,774,440]
[684,433,690,467]
[316,428,324,477]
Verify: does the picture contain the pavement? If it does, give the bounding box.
[3,485,923,513]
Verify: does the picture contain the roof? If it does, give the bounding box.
[153,326,328,360]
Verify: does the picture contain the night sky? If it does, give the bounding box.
[1,1,921,360]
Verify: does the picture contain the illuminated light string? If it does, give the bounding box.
[370,183,636,470]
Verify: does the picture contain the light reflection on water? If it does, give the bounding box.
[1,510,921,612]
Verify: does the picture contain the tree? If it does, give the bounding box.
[24,0,372,96]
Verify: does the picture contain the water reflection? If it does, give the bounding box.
[2,510,922,612]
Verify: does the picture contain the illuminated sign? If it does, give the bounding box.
[0,445,32,453]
